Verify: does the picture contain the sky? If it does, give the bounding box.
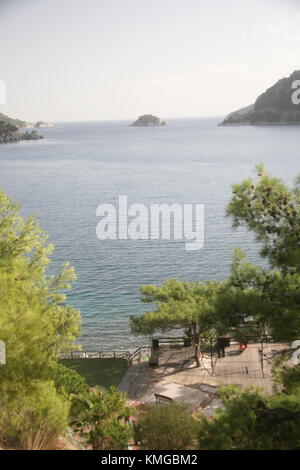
[0,0,300,122]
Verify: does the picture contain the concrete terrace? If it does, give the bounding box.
[119,342,288,411]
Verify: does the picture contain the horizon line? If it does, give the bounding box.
[26,115,226,124]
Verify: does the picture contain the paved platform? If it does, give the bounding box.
[119,342,289,408]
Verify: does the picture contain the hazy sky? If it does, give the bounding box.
[1,0,300,121]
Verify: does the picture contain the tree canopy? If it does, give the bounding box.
[131,278,221,366]
[0,190,81,391]
[197,385,300,450]
[227,164,300,273]
[196,166,300,450]
[0,190,81,448]
[131,167,300,449]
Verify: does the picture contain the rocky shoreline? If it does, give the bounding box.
[220,70,300,126]
[0,120,44,144]
[0,128,43,144]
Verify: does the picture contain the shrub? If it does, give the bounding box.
[0,380,70,450]
[136,402,198,450]
[197,385,300,450]
[74,386,132,450]
[51,363,88,396]
[50,363,90,422]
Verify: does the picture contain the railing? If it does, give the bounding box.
[61,350,131,361]
[128,346,152,365]
[155,337,186,346]
[60,345,152,365]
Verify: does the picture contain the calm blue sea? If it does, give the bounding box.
[0,118,299,349]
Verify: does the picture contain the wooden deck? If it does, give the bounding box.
[119,342,288,400]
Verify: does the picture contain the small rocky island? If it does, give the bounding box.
[0,113,43,143]
[130,114,166,127]
[220,70,300,125]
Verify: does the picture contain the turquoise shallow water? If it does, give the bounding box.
[0,117,299,349]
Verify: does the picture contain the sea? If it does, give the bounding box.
[0,117,299,350]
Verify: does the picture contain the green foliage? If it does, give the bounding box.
[0,190,81,393]
[50,363,89,421]
[0,191,133,450]
[197,167,300,450]
[197,386,300,450]
[0,190,81,447]
[227,165,300,273]
[129,167,300,450]
[224,168,300,342]
[73,387,131,450]
[51,363,88,397]
[278,364,300,394]
[131,278,220,366]
[214,165,300,342]
[0,112,25,128]
[0,380,70,450]
[214,250,300,342]
[0,120,18,135]
[136,402,198,450]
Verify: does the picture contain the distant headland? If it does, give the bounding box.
[130,114,166,127]
[0,113,44,143]
[220,71,300,126]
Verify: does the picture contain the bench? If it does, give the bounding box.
[154,393,173,405]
